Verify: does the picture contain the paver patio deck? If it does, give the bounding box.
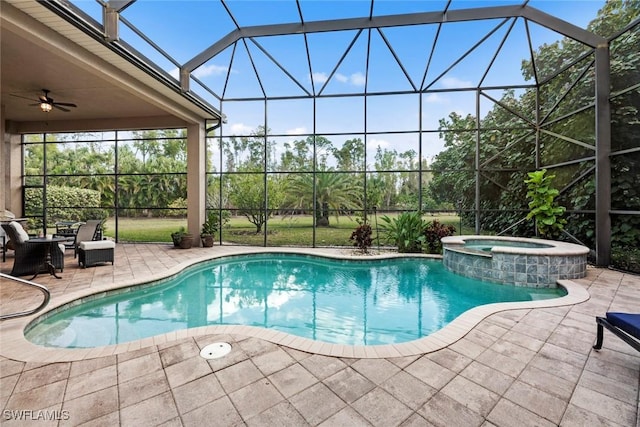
[1,243,638,426]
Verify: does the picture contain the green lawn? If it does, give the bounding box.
[105,213,472,246]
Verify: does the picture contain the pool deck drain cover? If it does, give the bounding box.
[200,342,231,359]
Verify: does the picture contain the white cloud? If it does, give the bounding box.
[168,64,229,81]
[286,127,307,135]
[439,76,473,89]
[312,72,329,84]
[349,72,366,86]
[334,73,348,83]
[228,122,253,135]
[424,93,448,104]
[193,64,228,78]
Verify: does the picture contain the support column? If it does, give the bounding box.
[186,122,206,247]
[0,105,5,213]
[595,44,611,266]
[7,134,22,216]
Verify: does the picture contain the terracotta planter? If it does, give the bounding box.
[201,234,214,247]
[178,234,194,249]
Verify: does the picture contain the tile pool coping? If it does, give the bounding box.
[0,246,590,362]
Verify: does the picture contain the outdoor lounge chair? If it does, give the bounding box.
[593,312,640,352]
[1,222,65,276]
[73,220,103,258]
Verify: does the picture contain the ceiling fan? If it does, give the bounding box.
[13,89,77,112]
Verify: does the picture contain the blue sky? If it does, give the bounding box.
[73,0,606,162]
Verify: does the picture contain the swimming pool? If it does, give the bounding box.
[26,253,566,348]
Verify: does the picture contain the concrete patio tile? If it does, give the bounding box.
[172,373,225,414]
[68,355,116,377]
[282,346,313,362]
[64,364,117,401]
[350,358,401,385]
[352,388,413,426]
[116,351,162,383]
[448,337,487,359]
[546,324,595,354]
[441,375,500,417]
[251,347,296,376]
[289,383,346,425]
[299,354,348,380]
[159,339,201,367]
[13,362,70,393]
[228,377,284,420]
[503,380,567,425]
[317,406,372,427]
[245,401,308,427]
[268,363,318,398]
[499,329,545,352]
[206,343,249,372]
[519,364,575,401]
[475,348,526,378]
[60,386,119,426]
[473,321,509,339]
[578,369,638,406]
[528,352,583,383]
[570,385,637,426]
[584,355,639,386]
[0,358,24,378]
[215,358,264,394]
[386,355,419,369]
[486,398,557,427]
[459,361,514,395]
[380,370,436,410]
[118,369,170,409]
[418,392,484,427]
[323,367,376,404]
[119,391,179,427]
[508,321,554,341]
[163,354,213,389]
[5,379,66,412]
[560,403,627,427]
[426,348,472,373]
[77,410,120,427]
[404,356,456,390]
[489,338,537,364]
[238,337,280,357]
[399,413,435,427]
[181,396,242,426]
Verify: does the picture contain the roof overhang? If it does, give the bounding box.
[1,0,221,134]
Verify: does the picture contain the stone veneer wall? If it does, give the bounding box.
[443,248,588,288]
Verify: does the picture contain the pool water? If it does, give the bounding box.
[26,254,566,348]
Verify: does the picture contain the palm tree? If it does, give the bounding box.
[286,171,362,226]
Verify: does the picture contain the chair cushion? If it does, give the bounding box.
[10,221,29,243]
[79,240,115,250]
[606,312,640,339]
[58,243,66,253]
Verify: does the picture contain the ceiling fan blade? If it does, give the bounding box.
[54,102,77,107]
[53,104,71,112]
[10,94,38,102]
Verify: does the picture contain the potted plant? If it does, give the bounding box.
[171,227,194,249]
[350,219,373,254]
[201,211,219,248]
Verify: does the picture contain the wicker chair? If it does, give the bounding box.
[73,220,103,258]
[1,222,65,276]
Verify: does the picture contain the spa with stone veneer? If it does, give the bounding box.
[442,235,589,288]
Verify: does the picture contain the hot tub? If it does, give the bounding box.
[441,235,589,288]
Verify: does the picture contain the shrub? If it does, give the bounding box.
[350,221,373,253]
[525,169,566,238]
[424,219,456,254]
[379,211,428,253]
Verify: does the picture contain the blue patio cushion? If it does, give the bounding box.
[606,312,640,339]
